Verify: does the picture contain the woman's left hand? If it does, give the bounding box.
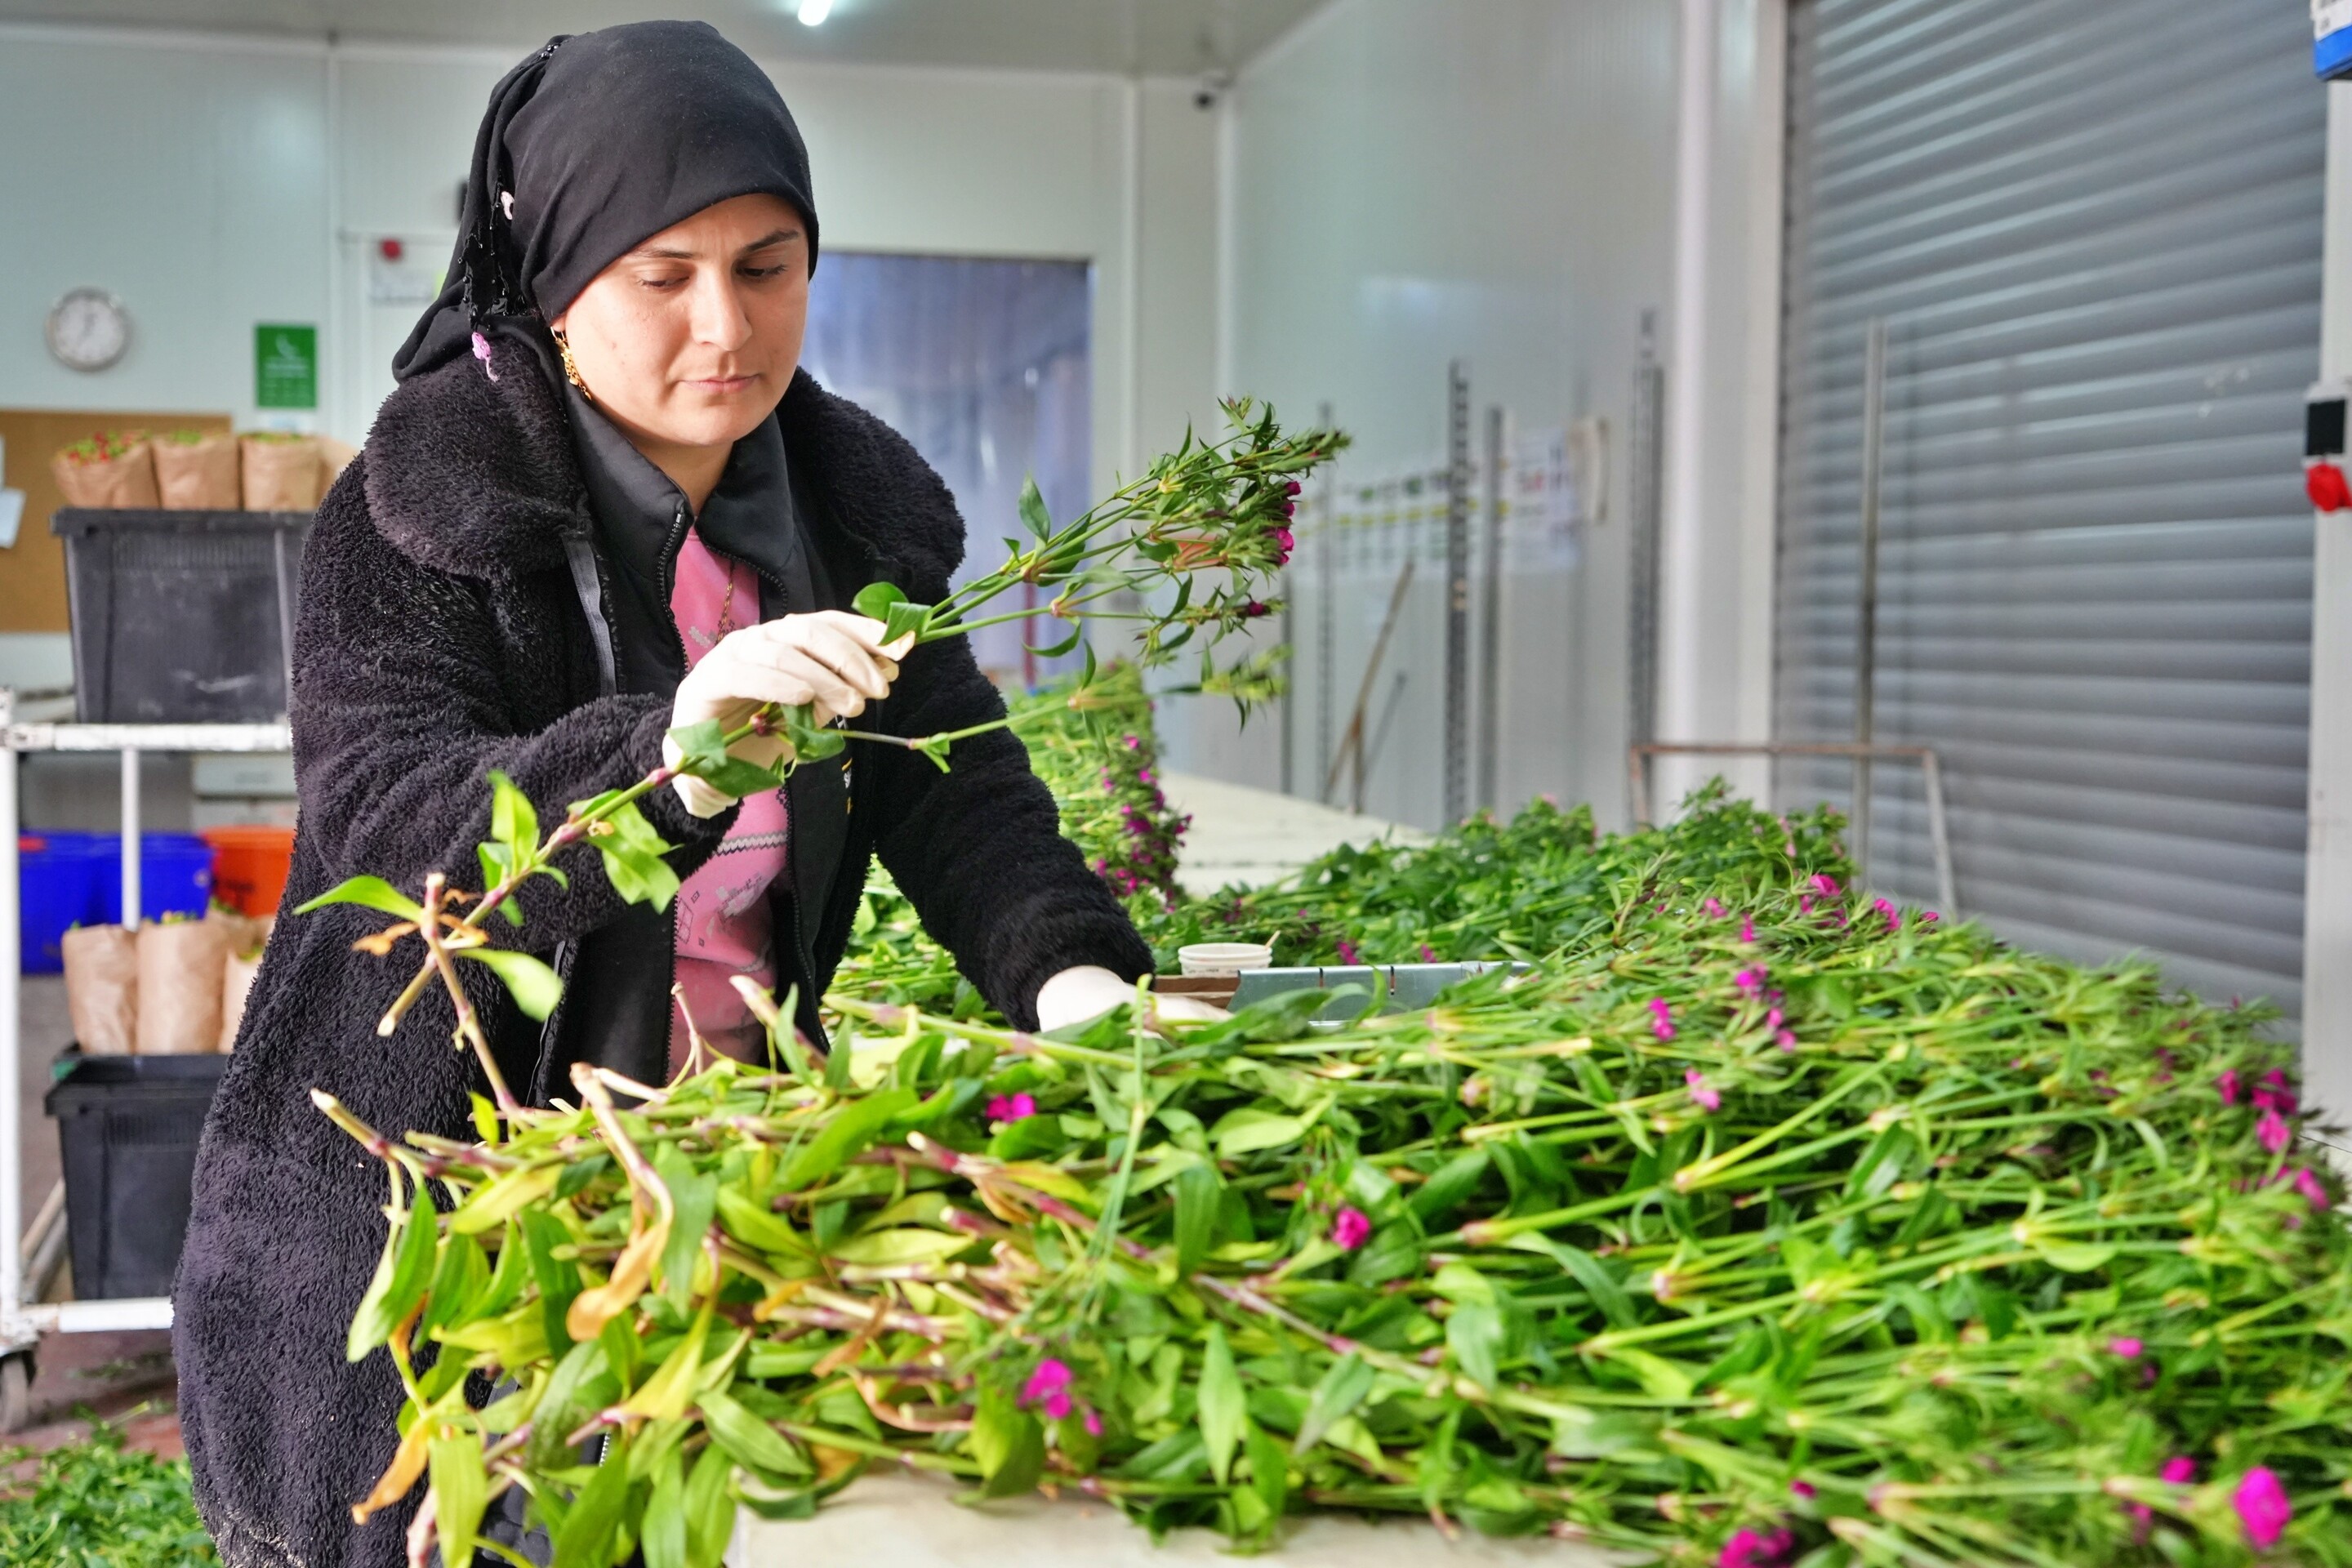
[1034,964,1227,1033]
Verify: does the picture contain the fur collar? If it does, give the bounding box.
[360,328,965,590]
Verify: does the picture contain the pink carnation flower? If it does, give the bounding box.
[2233,1466,2292,1548]
[2108,1336,2144,1361]
[987,1092,1037,1125]
[2161,1457,2197,1485]
[1022,1356,1076,1421]
[1735,969,1764,999]
[1649,998,1677,1041]
[1741,915,1757,942]
[2293,1167,2330,1212]
[1330,1206,1372,1251]
[2219,1069,2242,1106]
[1811,874,1841,897]
[2252,1069,2300,1116]
[1685,1069,1722,1113]
[1717,1527,1796,1568]
[1704,898,1726,919]
[2257,1108,2292,1156]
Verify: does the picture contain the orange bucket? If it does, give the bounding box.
[201,826,296,918]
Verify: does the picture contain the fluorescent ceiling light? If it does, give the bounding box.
[798,0,833,24]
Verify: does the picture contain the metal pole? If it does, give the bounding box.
[1922,749,1959,917]
[1315,401,1336,805]
[271,527,298,717]
[0,692,20,1332]
[120,747,140,931]
[1628,315,1667,762]
[1853,317,1888,881]
[1477,405,1505,813]
[1445,362,1472,826]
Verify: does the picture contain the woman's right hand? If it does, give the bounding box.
[662,610,914,817]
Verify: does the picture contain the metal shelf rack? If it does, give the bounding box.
[0,688,291,1375]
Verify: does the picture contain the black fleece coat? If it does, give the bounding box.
[173,335,1152,1568]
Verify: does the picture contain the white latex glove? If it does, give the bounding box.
[1033,964,1230,1033]
[662,610,913,818]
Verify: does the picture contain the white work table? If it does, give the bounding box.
[736,1472,1624,1567]
[1160,772,1429,897]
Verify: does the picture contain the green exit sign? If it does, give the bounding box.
[255,323,318,410]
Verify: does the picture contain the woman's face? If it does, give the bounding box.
[550,191,810,458]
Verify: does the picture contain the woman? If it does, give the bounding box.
[175,24,1171,1566]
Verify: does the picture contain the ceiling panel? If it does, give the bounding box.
[0,0,1328,74]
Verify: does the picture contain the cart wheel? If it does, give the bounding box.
[0,1353,33,1435]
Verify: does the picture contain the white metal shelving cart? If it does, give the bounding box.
[0,687,291,1425]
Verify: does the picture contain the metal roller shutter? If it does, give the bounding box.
[1774,0,2325,1013]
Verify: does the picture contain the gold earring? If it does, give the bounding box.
[552,327,591,399]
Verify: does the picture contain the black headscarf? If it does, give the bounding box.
[393,20,819,381]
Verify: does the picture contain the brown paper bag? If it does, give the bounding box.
[218,951,262,1052]
[240,434,322,511]
[136,918,229,1055]
[318,436,360,490]
[61,925,137,1056]
[150,431,241,510]
[51,434,158,508]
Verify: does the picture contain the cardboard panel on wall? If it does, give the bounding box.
[0,410,233,632]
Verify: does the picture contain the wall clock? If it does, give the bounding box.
[46,288,131,372]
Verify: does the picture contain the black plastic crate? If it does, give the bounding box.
[52,508,308,724]
[45,1050,227,1300]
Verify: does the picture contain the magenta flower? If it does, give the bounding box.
[1022,1356,1076,1421]
[2109,1336,2144,1360]
[1811,873,1841,897]
[2253,1069,2299,1116]
[1921,911,1940,922]
[1717,1527,1796,1568]
[1242,600,1270,618]
[1764,1006,1784,1030]
[1741,915,1757,942]
[1874,897,1899,933]
[2161,1457,2197,1486]
[1335,938,1360,964]
[1788,1480,1816,1500]
[1704,898,1726,919]
[2258,1108,2292,1156]
[1650,998,1677,1041]
[1330,1206,1372,1251]
[1798,894,1814,915]
[1273,527,1296,563]
[1083,1407,1103,1437]
[1735,969,1764,1000]
[2294,1167,2330,1211]
[2233,1466,2292,1548]
[1419,942,1437,962]
[987,1092,1038,1125]
[2219,1069,2243,1106]
[1776,1028,1799,1052]
[1686,1069,1722,1112]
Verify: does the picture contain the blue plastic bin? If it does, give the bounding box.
[17,832,215,973]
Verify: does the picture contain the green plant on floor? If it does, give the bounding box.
[0,1419,215,1568]
[318,785,2352,1567]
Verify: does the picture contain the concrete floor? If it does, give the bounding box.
[1161,772,1428,897]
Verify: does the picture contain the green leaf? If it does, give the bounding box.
[347,1174,439,1361]
[488,768,539,856]
[523,1209,583,1357]
[698,1387,810,1478]
[1208,1107,1309,1159]
[1242,1419,1288,1521]
[1172,1162,1221,1276]
[1023,625,1083,659]
[552,1432,631,1568]
[452,1163,561,1236]
[457,947,564,1021]
[295,874,423,920]
[1018,475,1053,540]
[653,1144,719,1312]
[701,756,788,799]
[881,599,933,645]
[684,1442,736,1568]
[1197,1324,1245,1484]
[1509,1234,1634,1330]
[969,1387,1045,1497]
[1446,1301,1504,1390]
[583,796,681,911]
[1292,1352,1375,1456]
[641,1446,687,1568]
[429,1428,490,1568]
[780,1088,918,1190]
[852,581,907,621]
[420,1232,488,1337]
[2032,1237,2119,1274]
[715,1185,804,1258]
